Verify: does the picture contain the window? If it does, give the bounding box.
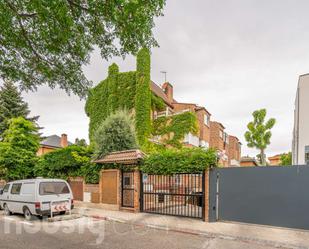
[223,133,229,144]
[219,130,223,139]
[11,183,22,195]
[124,176,131,186]
[39,182,70,195]
[21,183,35,195]
[204,114,210,126]
[3,184,10,193]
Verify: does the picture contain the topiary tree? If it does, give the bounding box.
[244,109,276,166]
[0,117,40,180]
[93,110,138,159]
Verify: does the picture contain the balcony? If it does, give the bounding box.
[184,132,200,147]
[154,108,191,119]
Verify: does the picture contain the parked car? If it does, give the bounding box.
[0,178,74,220]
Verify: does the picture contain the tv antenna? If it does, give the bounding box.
[160,71,167,83]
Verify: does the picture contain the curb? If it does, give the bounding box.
[47,214,82,223]
[81,212,302,249]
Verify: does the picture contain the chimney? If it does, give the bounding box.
[60,134,68,148]
[162,82,173,102]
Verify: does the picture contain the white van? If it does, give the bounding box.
[0,178,74,220]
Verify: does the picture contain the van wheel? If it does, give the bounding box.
[23,207,33,221]
[3,204,11,216]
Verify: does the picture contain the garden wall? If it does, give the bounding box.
[84,184,100,203]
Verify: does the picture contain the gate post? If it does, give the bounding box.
[203,170,210,222]
[133,169,141,212]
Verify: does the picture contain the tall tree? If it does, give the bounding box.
[0,1,166,97]
[0,81,38,139]
[245,109,276,166]
[0,117,40,180]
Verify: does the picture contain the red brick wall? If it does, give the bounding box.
[172,103,196,112]
[210,122,229,166]
[228,136,241,165]
[210,121,224,151]
[196,109,211,145]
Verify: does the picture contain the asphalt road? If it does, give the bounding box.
[0,211,290,249]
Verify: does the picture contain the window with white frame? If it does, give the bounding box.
[204,114,210,126]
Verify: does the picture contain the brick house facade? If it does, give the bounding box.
[151,82,241,166]
[228,135,242,166]
[37,134,71,156]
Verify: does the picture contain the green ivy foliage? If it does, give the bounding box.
[135,48,151,146]
[0,117,40,180]
[151,93,166,111]
[107,63,119,113]
[141,148,217,175]
[85,70,138,142]
[85,48,152,146]
[152,111,199,148]
[85,78,109,141]
[34,145,94,181]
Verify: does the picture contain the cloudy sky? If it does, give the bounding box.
[22,0,309,157]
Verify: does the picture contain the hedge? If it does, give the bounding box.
[141,148,217,174]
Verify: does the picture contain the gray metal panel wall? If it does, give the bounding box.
[209,165,309,230]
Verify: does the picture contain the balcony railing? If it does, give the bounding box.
[154,108,191,119]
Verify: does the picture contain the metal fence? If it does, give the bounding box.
[141,173,205,219]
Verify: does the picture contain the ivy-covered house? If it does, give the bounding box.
[85,49,241,166]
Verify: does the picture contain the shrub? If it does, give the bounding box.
[93,110,138,159]
[141,147,217,174]
[34,145,93,180]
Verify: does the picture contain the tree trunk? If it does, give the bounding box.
[260,149,266,166]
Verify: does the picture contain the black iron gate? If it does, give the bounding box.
[122,171,134,208]
[140,173,205,219]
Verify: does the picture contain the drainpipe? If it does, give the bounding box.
[296,84,300,165]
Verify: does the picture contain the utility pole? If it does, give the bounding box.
[160,71,167,83]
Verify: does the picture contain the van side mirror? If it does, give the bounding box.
[0,189,3,195]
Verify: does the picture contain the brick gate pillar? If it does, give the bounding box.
[133,170,141,212]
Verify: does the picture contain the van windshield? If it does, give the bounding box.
[39,182,70,195]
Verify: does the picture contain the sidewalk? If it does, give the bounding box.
[74,201,309,249]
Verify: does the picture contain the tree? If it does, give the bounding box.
[244,109,276,166]
[0,1,166,97]
[0,117,40,180]
[93,110,138,159]
[0,81,38,139]
[280,152,292,166]
[75,138,88,147]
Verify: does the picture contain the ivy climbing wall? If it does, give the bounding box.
[85,49,152,145]
[85,48,199,149]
